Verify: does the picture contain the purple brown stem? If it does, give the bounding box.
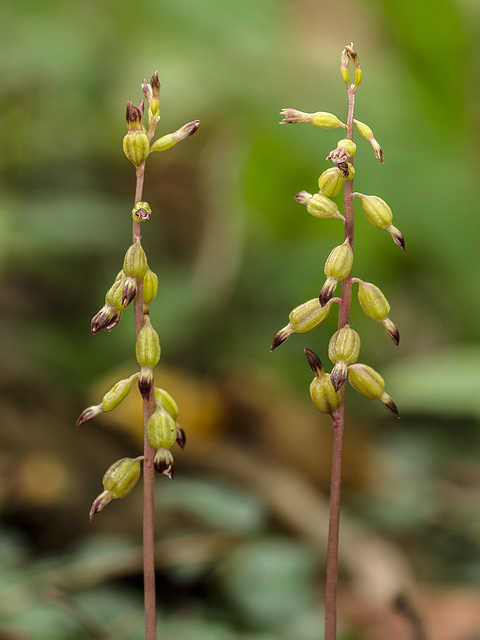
[324,84,356,640]
[134,164,157,640]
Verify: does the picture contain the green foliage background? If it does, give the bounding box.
[1,0,480,638]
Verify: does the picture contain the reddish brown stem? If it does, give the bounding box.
[324,84,356,640]
[134,164,157,640]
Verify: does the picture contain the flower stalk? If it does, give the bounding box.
[272,45,403,640]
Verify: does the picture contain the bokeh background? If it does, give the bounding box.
[1,0,480,638]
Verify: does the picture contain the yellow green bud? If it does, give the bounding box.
[123,242,148,279]
[146,406,177,450]
[101,373,139,412]
[154,387,179,420]
[319,239,353,305]
[354,193,405,252]
[154,448,174,478]
[306,193,344,221]
[150,120,200,153]
[132,201,152,222]
[279,108,346,129]
[340,49,349,86]
[136,316,161,368]
[317,168,345,198]
[353,278,399,346]
[105,279,128,310]
[328,326,361,391]
[271,297,338,351]
[89,456,142,520]
[353,119,384,163]
[142,71,161,123]
[123,131,150,168]
[143,267,158,314]
[342,43,362,87]
[348,363,400,418]
[305,349,341,415]
[336,139,357,156]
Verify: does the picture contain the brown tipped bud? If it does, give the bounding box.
[150,120,200,153]
[344,43,362,86]
[354,193,404,251]
[271,297,337,351]
[154,387,179,420]
[101,373,138,412]
[319,279,338,306]
[135,316,161,368]
[138,366,154,400]
[305,349,341,415]
[348,363,400,418]
[76,405,103,428]
[132,201,152,222]
[317,168,345,198]
[324,239,354,280]
[125,101,144,130]
[91,304,122,334]
[123,130,150,168]
[388,225,405,252]
[175,425,186,450]
[353,119,384,163]
[330,361,348,392]
[143,267,158,314]
[328,325,361,370]
[150,71,160,95]
[294,190,311,205]
[90,457,142,520]
[154,448,174,478]
[279,109,346,129]
[146,406,177,450]
[306,193,344,222]
[123,242,148,279]
[353,278,399,346]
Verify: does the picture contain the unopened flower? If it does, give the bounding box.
[348,363,400,418]
[279,109,346,129]
[354,193,405,252]
[319,239,353,305]
[353,119,384,163]
[271,297,338,350]
[150,121,200,153]
[154,448,174,478]
[305,349,341,415]
[328,326,361,391]
[353,278,399,346]
[89,457,142,520]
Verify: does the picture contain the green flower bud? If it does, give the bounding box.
[337,139,357,156]
[89,457,142,520]
[328,326,361,391]
[150,120,200,153]
[319,239,353,305]
[143,267,158,314]
[123,131,150,168]
[142,71,160,122]
[123,242,148,279]
[105,279,128,311]
[353,119,384,163]
[101,373,139,412]
[353,278,399,346]
[279,109,346,129]
[135,316,161,368]
[154,387,179,420]
[354,193,405,252]
[146,406,177,450]
[317,168,345,198]
[76,405,102,428]
[306,193,345,221]
[348,363,400,418]
[305,349,341,415]
[271,297,338,351]
[132,201,152,222]
[154,448,174,478]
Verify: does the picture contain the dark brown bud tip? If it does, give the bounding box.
[304,348,324,375]
[381,393,400,419]
[126,100,142,124]
[76,405,102,429]
[91,307,121,334]
[319,284,334,307]
[330,362,347,392]
[386,322,400,348]
[175,425,186,450]
[389,226,405,253]
[184,120,200,136]
[294,191,311,205]
[150,71,160,91]
[138,375,153,401]
[270,328,289,351]
[122,278,137,307]
[154,448,174,478]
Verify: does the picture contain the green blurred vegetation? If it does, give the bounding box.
[1,0,480,638]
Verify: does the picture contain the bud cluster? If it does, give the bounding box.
[78,72,200,519]
[272,44,403,421]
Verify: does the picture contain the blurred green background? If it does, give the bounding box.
[1,0,480,638]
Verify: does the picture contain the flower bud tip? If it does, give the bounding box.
[304,348,323,375]
[270,328,291,351]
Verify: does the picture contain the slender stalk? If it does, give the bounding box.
[133,166,157,640]
[324,85,356,640]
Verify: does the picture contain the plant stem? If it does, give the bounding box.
[134,166,157,640]
[324,85,356,640]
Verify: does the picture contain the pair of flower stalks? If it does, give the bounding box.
[76,72,199,520]
[271,44,403,421]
